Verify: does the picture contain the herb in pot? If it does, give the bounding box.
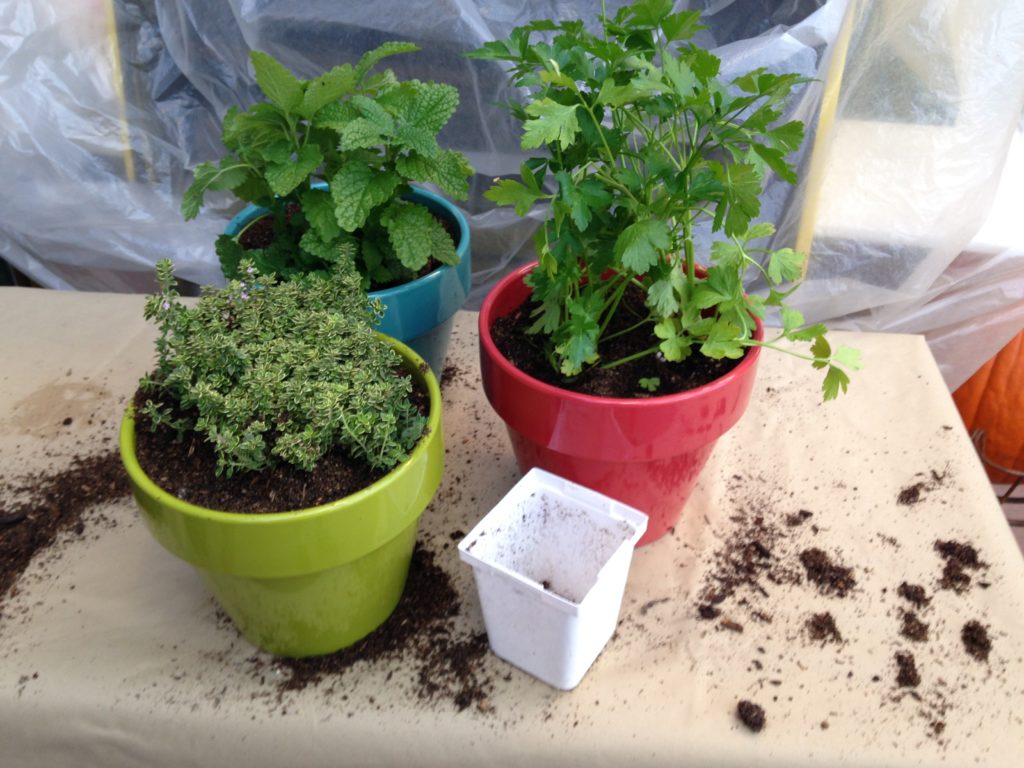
[469,0,859,399]
[182,45,474,291]
[139,255,425,477]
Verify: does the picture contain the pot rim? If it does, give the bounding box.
[224,184,471,300]
[479,261,764,408]
[119,332,442,525]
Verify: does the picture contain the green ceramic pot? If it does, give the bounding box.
[119,335,444,658]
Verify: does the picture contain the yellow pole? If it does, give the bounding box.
[794,0,864,265]
[104,0,136,182]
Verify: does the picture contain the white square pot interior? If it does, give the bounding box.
[458,468,647,689]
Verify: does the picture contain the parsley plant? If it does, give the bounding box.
[470,0,859,399]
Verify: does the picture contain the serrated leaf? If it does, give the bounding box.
[299,64,356,118]
[380,201,438,271]
[250,51,303,112]
[662,10,703,41]
[181,160,251,220]
[555,297,600,375]
[339,118,386,150]
[780,306,804,333]
[767,247,805,284]
[264,144,323,197]
[625,0,674,27]
[788,322,829,342]
[654,318,688,362]
[350,94,395,134]
[615,219,670,274]
[395,150,471,200]
[710,239,744,269]
[833,346,862,371]
[403,81,460,132]
[312,101,359,132]
[299,229,338,260]
[395,124,440,157]
[745,222,775,241]
[485,178,542,216]
[647,278,679,316]
[331,162,401,231]
[810,335,832,369]
[822,365,850,401]
[715,162,762,237]
[700,320,744,359]
[354,41,420,83]
[663,56,696,99]
[752,143,797,184]
[215,234,245,279]
[521,99,580,150]
[300,187,340,242]
[768,120,805,153]
[597,79,646,107]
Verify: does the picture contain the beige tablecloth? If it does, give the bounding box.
[1,286,1022,767]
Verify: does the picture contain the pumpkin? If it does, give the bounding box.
[953,330,1024,484]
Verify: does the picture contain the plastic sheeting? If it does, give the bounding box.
[0,0,1022,387]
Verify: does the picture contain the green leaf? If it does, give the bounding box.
[299,64,356,118]
[339,117,387,150]
[380,201,440,271]
[745,222,775,241]
[663,56,697,99]
[752,143,797,184]
[780,306,804,333]
[654,318,689,362]
[833,346,862,371]
[405,81,459,133]
[713,162,762,236]
[300,187,340,242]
[638,377,661,393]
[767,247,805,284]
[699,320,744,359]
[181,160,250,220]
[350,94,396,134]
[354,41,420,83]
[661,10,703,41]
[768,120,805,153]
[312,101,359,132]
[521,99,580,150]
[710,239,745,270]
[555,296,601,375]
[647,277,680,316]
[788,322,829,342]
[394,124,440,157]
[485,178,542,216]
[810,335,832,369]
[299,229,338,261]
[214,234,245,279]
[331,162,401,232]
[395,150,472,200]
[625,0,674,27]
[264,144,323,197]
[250,51,303,112]
[615,219,670,274]
[822,365,850,401]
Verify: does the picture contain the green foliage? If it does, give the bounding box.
[182,45,472,290]
[470,0,858,400]
[139,258,426,477]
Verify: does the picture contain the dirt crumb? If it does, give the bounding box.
[895,652,920,688]
[799,548,855,597]
[806,612,842,644]
[736,700,765,732]
[961,620,991,662]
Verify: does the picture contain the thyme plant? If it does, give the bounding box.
[182,45,473,290]
[470,0,859,399]
[139,256,426,477]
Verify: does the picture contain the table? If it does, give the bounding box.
[1,286,1022,767]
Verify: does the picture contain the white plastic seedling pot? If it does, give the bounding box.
[457,467,648,690]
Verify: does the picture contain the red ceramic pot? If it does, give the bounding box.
[478,263,763,546]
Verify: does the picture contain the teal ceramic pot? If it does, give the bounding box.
[224,185,471,376]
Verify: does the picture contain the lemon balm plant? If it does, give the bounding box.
[119,255,444,656]
[470,0,859,399]
[182,44,473,291]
